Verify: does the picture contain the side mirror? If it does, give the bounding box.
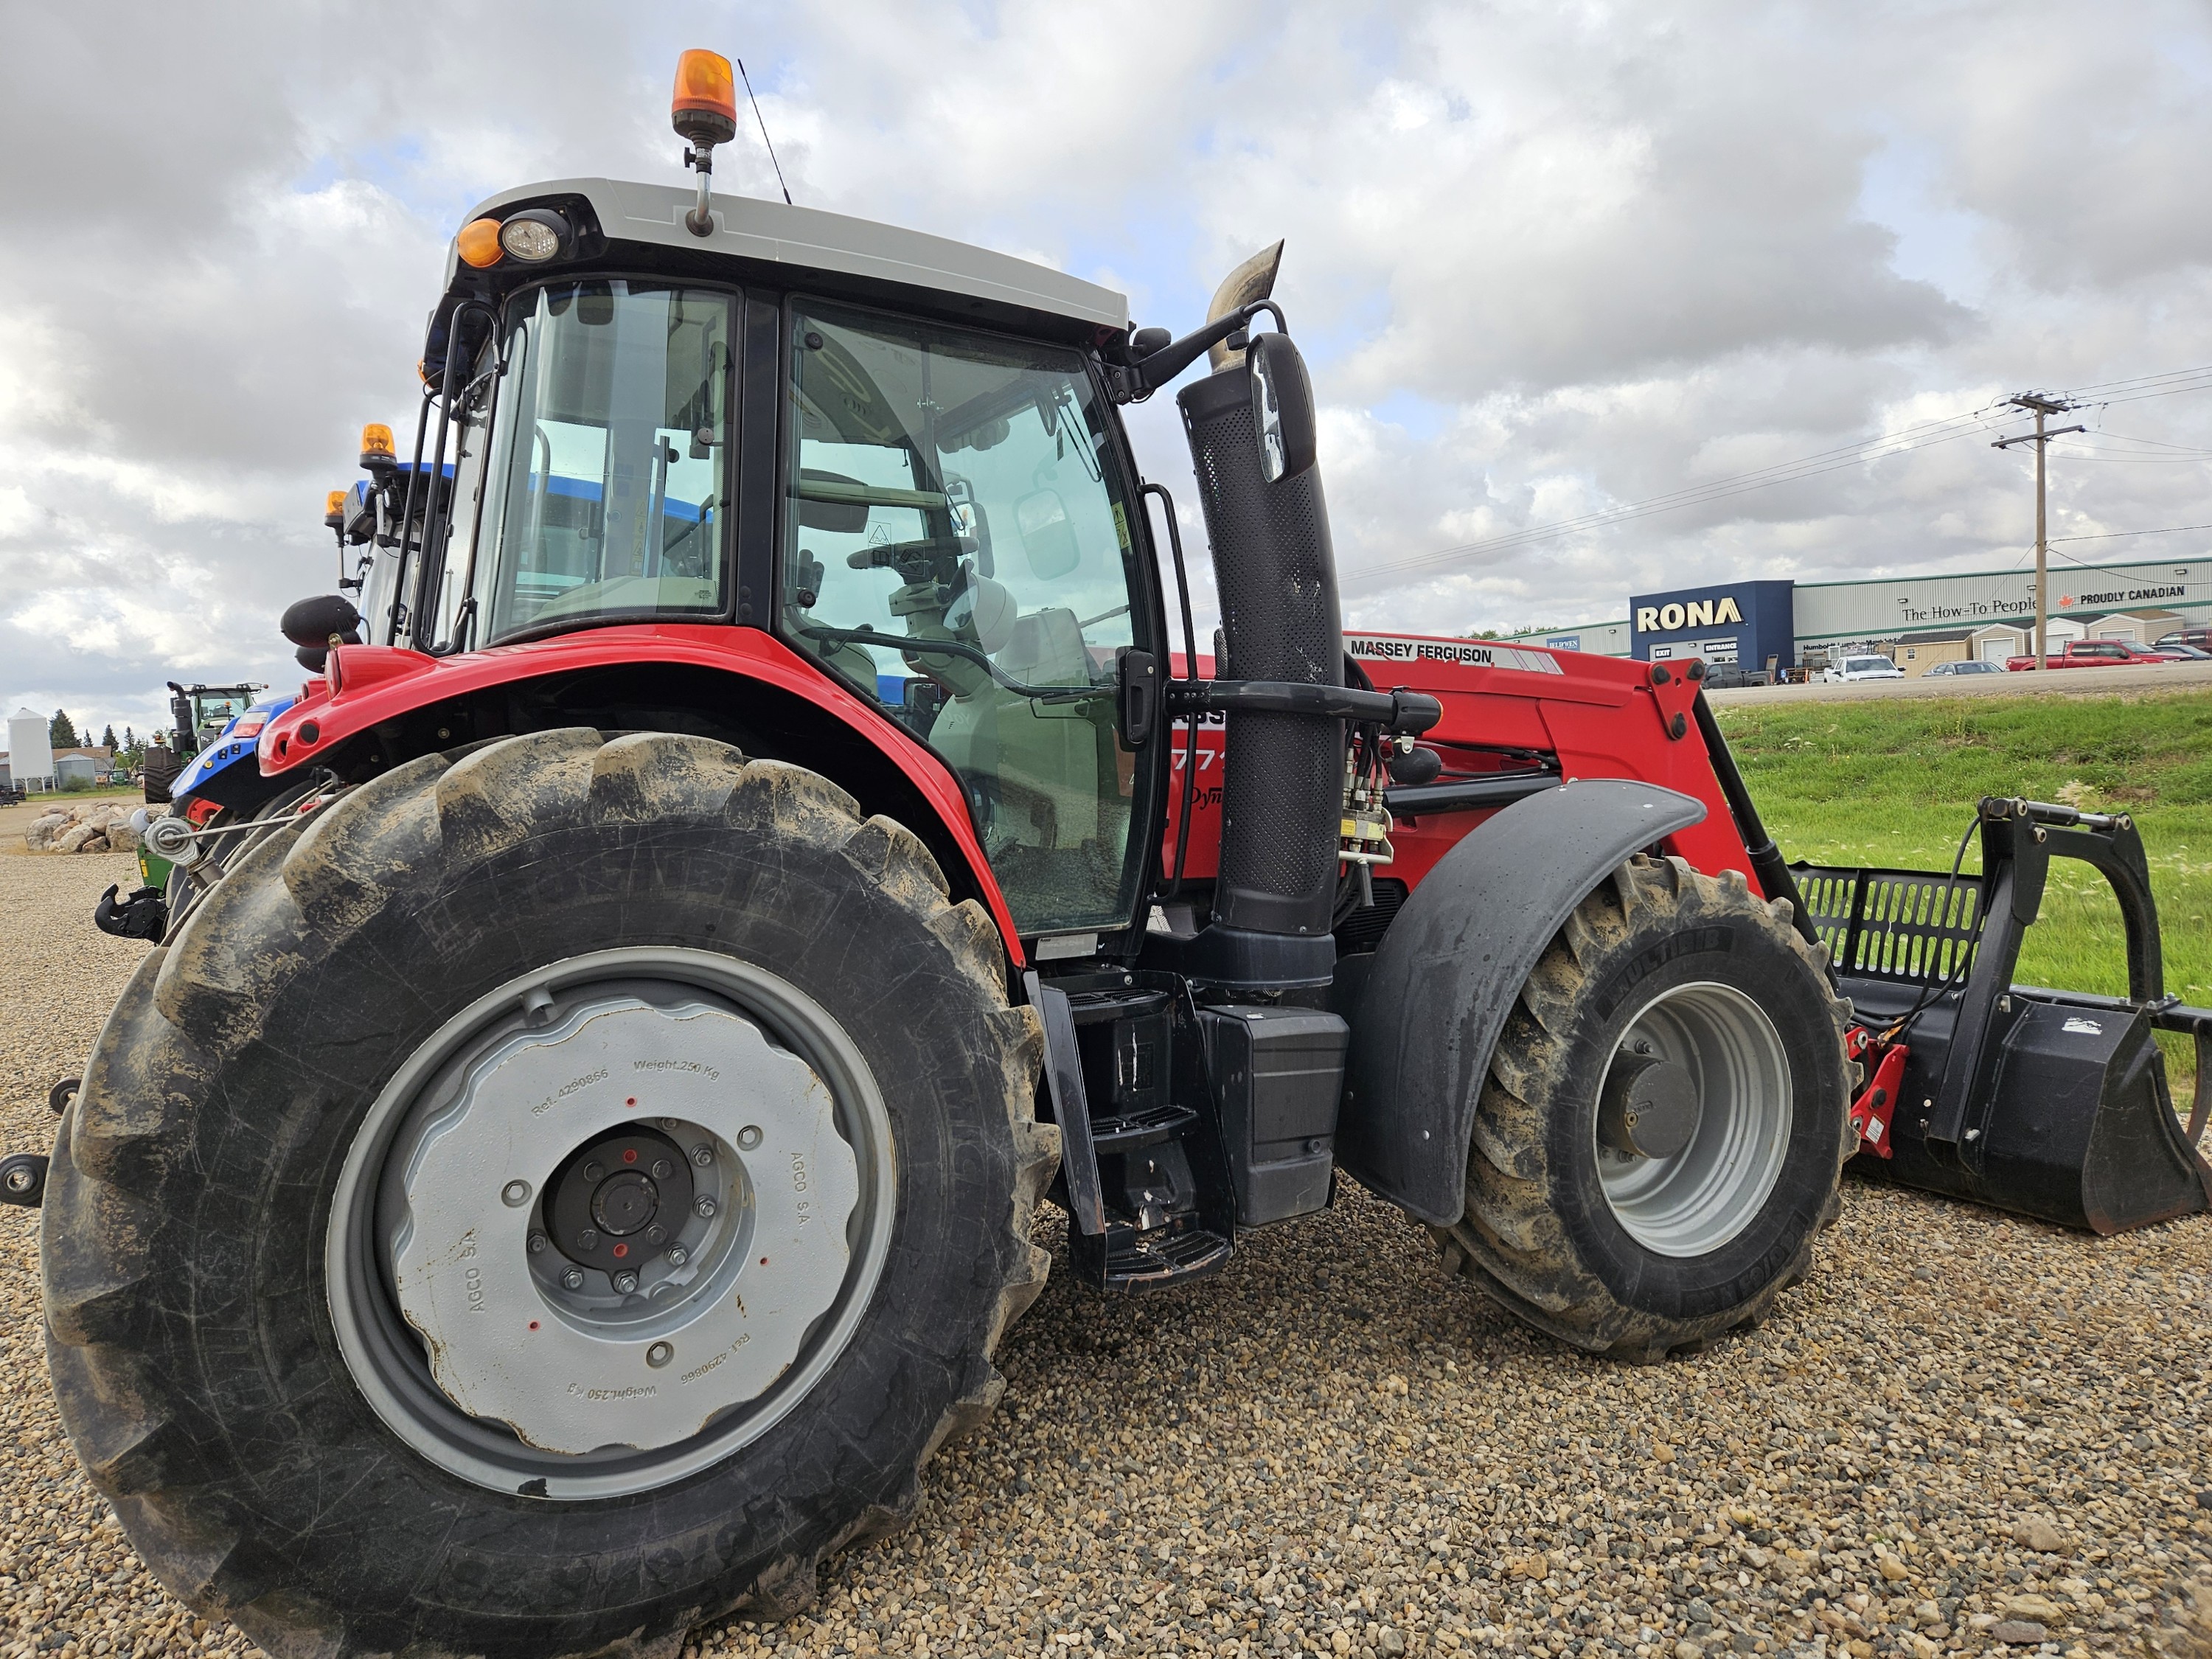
[1248,332,1317,481]
[1014,488,1081,581]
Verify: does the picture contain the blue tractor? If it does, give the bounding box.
[93,434,451,941]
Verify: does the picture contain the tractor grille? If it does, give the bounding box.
[1790,863,1984,985]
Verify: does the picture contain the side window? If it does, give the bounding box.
[779,303,1150,937]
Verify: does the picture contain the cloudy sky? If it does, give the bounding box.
[4,1,2211,739]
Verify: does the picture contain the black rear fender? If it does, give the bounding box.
[1336,781,1708,1225]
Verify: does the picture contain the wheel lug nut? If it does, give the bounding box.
[646,1223,667,1245]
[528,1231,549,1254]
[577,1228,599,1251]
[667,1245,689,1266]
[691,1144,714,1167]
[651,1158,673,1180]
[695,1196,717,1219]
[560,1266,585,1290]
[582,1161,605,1182]
[501,1179,532,1207]
[612,1269,640,1294]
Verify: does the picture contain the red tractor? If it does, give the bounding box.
[27,50,2208,1659]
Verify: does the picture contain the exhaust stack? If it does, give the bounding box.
[1175,248,1344,985]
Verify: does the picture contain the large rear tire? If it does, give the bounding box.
[1437,855,1852,1360]
[42,730,1056,1658]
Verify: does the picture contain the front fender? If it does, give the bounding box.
[253,626,1026,964]
[1337,779,1708,1225]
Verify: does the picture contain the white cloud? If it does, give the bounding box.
[1,0,2210,739]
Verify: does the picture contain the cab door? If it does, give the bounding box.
[773,300,1162,945]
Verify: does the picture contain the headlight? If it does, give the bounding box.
[499,210,570,263]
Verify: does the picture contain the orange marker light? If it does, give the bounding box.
[456,217,504,268]
[672,49,738,145]
[360,422,395,463]
[324,490,347,529]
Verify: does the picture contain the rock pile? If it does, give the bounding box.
[21,801,156,855]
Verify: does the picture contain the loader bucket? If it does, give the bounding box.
[1792,796,2212,1235]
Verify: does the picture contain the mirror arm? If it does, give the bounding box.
[1119,301,1287,400]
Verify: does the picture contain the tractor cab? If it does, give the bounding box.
[372,172,1172,942]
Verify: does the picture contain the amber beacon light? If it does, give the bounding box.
[673,49,738,236]
[358,422,396,470]
[456,217,504,269]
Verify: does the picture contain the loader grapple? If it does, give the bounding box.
[1795,797,2212,1234]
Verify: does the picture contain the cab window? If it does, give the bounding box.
[778,302,1150,938]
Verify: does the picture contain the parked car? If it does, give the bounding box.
[1924,659,2006,677]
[2154,627,2212,652]
[2005,639,2166,670]
[1820,654,1906,683]
[1700,664,1771,689]
[2152,641,2211,660]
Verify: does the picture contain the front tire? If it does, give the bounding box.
[42,730,1057,1658]
[1438,855,1852,1360]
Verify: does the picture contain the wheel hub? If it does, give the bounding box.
[382,994,860,1455]
[1593,981,1792,1258]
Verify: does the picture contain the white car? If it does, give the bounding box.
[1820,654,1906,684]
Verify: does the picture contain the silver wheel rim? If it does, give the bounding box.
[1593,980,1792,1258]
[326,947,897,1500]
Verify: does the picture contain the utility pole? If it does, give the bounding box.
[1992,393,2085,667]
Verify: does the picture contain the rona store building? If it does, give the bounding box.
[1499,556,2212,675]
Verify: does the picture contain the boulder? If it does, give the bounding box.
[108,821,143,854]
[53,821,104,854]
[24,812,71,851]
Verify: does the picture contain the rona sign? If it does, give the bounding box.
[1628,579,1796,669]
[1636,596,1745,633]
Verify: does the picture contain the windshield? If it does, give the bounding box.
[451,281,735,645]
[195,692,252,737]
[779,301,1149,937]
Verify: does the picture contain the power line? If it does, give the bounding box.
[2050,521,2212,543]
[1354,361,2212,588]
[1349,406,2006,582]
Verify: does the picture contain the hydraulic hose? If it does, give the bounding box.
[1690,690,1824,955]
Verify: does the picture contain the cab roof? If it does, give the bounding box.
[452,178,1130,335]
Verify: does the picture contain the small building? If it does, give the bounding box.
[55,754,100,787]
[2075,608,2182,645]
[1896,628,1974,676]
[1969,622,2028,663]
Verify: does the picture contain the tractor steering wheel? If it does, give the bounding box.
[844,537,967,579]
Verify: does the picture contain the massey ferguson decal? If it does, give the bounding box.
[1346,633,1565,675]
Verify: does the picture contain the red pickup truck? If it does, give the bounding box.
[2006,639,2168,670]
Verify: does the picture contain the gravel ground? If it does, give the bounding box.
[4,826,2211,1659]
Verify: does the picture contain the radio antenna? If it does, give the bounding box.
[734,59,793,206]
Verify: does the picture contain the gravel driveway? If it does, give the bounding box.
[4,833,2209,1659]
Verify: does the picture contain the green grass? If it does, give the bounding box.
[1714,687,2212,1096]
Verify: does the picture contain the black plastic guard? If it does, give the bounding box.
[1338,780,1708,1225]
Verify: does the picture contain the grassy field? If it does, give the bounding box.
[1714,686,2212,1095]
